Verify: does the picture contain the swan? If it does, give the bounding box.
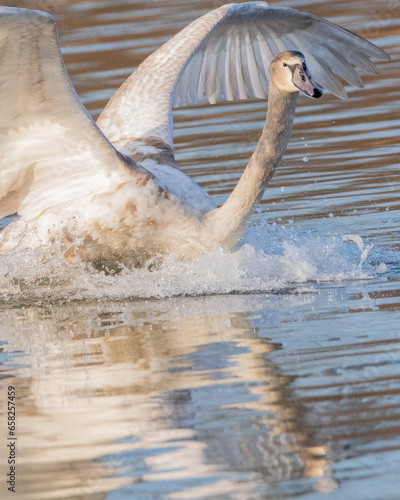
[0,3,389,269]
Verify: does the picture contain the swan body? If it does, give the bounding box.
[0,4,389,268]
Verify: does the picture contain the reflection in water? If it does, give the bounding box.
[0,294,338,499]
[1,284,400,499]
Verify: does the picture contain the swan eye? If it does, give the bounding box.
[282,62,287,67]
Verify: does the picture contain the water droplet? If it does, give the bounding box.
[280,186,286,192]
[303,156,309,162]
[329,213,334,218]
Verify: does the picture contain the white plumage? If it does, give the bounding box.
[0,3,389,268]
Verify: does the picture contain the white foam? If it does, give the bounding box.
[0,221,391,305]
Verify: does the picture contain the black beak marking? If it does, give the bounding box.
[313,88,322,98]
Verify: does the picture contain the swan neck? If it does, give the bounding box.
[207,86,298,248]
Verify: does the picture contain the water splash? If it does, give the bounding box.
[342,234,373,265]
[0,222,391,305]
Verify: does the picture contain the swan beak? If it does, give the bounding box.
[292,66,322,98]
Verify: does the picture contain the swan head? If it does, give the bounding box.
[269,51,322,98]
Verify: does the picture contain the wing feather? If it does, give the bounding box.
[256,25,276,63]
[306,54,348,99]
[343,47,380,75]
[223,33,235,101]
[245,30,266,99]
[196,49,208,103]
[0,7,138,220]
[253,28,271,91]
[188,51,203,104]
[233,30,248,100]
[216,36,228,101]
[226,30,240,100]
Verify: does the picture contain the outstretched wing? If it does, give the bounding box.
[0,7,139,221]
[97,1,389,158]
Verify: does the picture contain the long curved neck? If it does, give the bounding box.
[206,86,298,249]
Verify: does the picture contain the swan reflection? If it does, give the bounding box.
[0,294,334,499]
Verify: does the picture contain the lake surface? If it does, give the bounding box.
[0,0,399,499]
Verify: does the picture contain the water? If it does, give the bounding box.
[0,0,400,498]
